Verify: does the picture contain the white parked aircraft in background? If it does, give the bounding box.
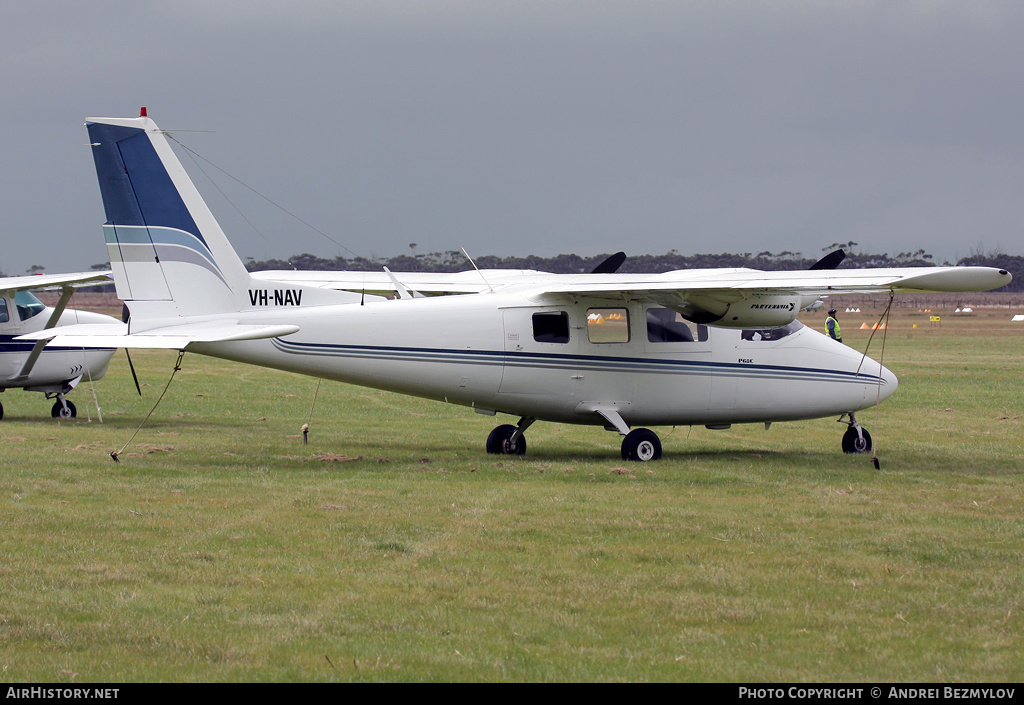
[22,112,1012,459]
[1,271,117,419]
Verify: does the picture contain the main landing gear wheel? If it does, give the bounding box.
[486,424,527,455]
[842,425,872,454]
[0,401,4,421]
[621,428,662,462]
[51,399,77,419]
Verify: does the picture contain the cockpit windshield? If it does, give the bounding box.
[14,290,47,321]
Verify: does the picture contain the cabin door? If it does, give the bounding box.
[498,307,580,403]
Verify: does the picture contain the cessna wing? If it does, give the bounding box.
[0,270,112,293]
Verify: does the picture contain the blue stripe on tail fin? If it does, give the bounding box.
[86,115,250,316]
[87,122,203,245]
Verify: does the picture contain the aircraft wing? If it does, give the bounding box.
[255,265,1010,298]
[523,265,1012,328]
[0,270,112,292]
[530,265,1012,297]
[255,263,1010,329]
[17,321,300,349]
[250,269,546,295]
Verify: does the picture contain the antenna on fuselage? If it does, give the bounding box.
[461,247,495,294]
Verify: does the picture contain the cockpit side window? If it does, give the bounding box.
[0,297,9,323]
[646,307,708,342]
[533,311,570,343]
[14,291,46,321]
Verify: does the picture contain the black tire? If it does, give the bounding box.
[842,425,872,454]
[51,399,77,419]
[621,428,662,462]
[0,401,4,421]
[486,424,526,455]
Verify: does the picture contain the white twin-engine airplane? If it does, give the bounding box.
[1,271,117,420]
[22,112,1012,460]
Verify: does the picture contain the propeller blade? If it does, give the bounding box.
[591,251,627,274]
[809,249,846,270]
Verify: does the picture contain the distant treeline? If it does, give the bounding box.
[245,245,1024,293]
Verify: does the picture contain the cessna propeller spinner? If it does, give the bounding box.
[22,112,1012,460]
[1,272,117,420]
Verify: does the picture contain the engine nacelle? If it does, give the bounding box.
[682,293,803,328]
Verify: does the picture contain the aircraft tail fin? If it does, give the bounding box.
[86,113,255,322]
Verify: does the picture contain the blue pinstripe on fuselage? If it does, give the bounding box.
[269,337,886,387]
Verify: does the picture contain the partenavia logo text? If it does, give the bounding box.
[749,303,795,311]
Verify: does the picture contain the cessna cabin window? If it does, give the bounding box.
[587,308,630,343]
[532,311,570,344]
[0,298,9,323]
[646,307,708,343]
[740,320,805,341]
[15,291,46,321]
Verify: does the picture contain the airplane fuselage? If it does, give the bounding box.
[0,291,117,419]
[1,304,116,393]
[190,292,897,428]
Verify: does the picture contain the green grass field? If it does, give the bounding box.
[1,308,1022,682]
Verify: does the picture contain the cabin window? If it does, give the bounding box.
[15,291,46,321]
[587,307,630,343]
[0,298,9,323]
[646,307,708,343]
[532,311,570,344]
[740,320,805,341]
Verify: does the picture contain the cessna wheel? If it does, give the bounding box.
[621,428,662,462]
[486,424,527,456]
[842,425,872,454]
[0,401,4,421]
[51,399,77,419]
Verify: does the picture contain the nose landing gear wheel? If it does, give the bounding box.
[621,428,662,462]
[842,425,872,454]
[51,399,77,419]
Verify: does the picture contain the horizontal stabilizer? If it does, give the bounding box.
[18,322,300,350]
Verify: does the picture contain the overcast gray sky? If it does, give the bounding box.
[2,1,1022,275]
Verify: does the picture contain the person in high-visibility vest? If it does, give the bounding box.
[825,309,842,342]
